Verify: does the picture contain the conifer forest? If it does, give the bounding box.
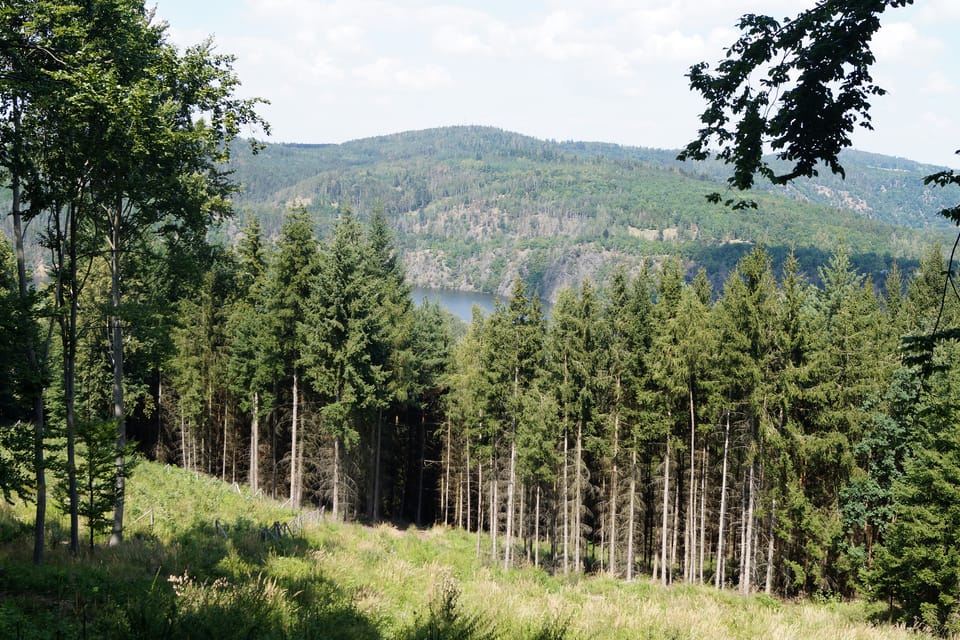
[4,0,960,636]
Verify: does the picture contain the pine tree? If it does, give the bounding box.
[300,211,387,518]
[267,208,319,508]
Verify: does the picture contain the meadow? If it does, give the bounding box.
[0,462,930,639]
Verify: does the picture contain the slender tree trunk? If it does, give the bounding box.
[609,402,620,577]
[250,391,260,492]
[490,456,497,560]
[333,436,340,519]
[475,461,483,558]
[626,448,637,581]
[687,383,696,583]
[456,470,463,529]
[765,498,776,594]
[534,485,541,568]
[222,400,229,481]
[740,462,756,594]
[660,438,670,586]
[290,371,299,508]
[562,429,570,575]
[466,437,472,532]
[109,196,126,547]
[180,411,187,470]
[12,106,48,565]
[716,411,731,589]
[670,471,680,584]
[52,204,80,554]
[699,446,708,585]
[504,439,516,569]
[574,420,583,572]
[444,419,452,526]
[520,482,527,564]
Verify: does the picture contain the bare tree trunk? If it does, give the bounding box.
[686,384,696,583]
[574,420,583,572]
[715,411,731,589]
[11,105,48,565]
[290,371,299,508]
[534,485,541,568]
[520,482,527,564]
[765,498,776,594]
[181,410,188,471]
[475,462,483,558]
[562,429,570,575]
[609,403,620,577]
[626,448,637,581]
[466,438,472,532]
[333,436,340,519]
[444,419,452,526]
[660,438,670,586]
[222,400,229,481]
[490,456,497,560]
[51,204,80,554]
[670,471,680,584]
[109,196,127,547]
[699,447,708,585]
[250,391,260,492]
[504,439,516,569]
[740,462,756,594]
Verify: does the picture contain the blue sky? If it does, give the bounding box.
[150,1,960,168]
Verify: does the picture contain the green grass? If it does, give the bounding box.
[0,462,935,639]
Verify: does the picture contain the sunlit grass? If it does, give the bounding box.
[0,462,935,639]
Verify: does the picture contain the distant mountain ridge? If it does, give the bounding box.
[225,126,953,300]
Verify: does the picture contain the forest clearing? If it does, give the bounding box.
[0,461,930,640]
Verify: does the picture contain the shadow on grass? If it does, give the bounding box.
[0,516,383,640]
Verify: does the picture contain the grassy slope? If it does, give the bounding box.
[0,462,927,639]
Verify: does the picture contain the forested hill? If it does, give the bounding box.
[225,126,953,300]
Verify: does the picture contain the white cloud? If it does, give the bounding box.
[353,58,452,90]
[922,71,958,96]
[873,21,944,62]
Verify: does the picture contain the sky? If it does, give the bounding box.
[150,0,960,168]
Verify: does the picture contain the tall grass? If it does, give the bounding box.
[0,462,934,639]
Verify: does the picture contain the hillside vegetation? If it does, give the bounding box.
[0,461,929,640]
[225,126,952,299]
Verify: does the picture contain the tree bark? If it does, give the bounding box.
[716,410,731,589]
[574,419,583,572]
[609,396,620,577]
[504,439,516,569]
[109,196,126,547]
[250,391,260,492]
[686,383,696,583]
[765,498,776,594]
[740,462,756,594]
[490,456,497,560]
[333,436,340,519]
[660,438,671,586]
[475,462,483,558]
[444,419,452,526]
[562,429,570,575]
[290,370,299,508]
[626,448,637,581]
[699,446,708,585]
[13,161,47,564]
[534,485,541,568]
[466,436,472,532]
